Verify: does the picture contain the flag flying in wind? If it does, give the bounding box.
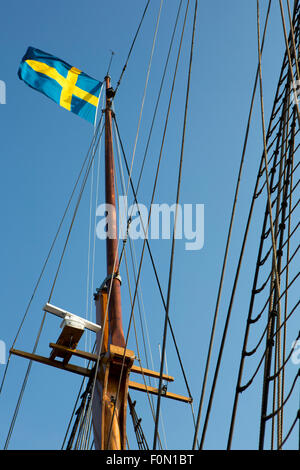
[18,47,102,123]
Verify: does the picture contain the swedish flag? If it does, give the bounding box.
[18,47,103,123]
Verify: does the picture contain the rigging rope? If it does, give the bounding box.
[113,116,168,446]
[125,0,164,199]
[279,0,300,128]
[0,118,103,398]
[101,0,194,451]
[128,394,149,450]
[113,115,194,401]
[256,0,287,447]
[192,0,273,449]
[103,0,197,449]
[85,88,105,359]
[4,118,104,449]
[74,0,162,436]
[225,3,300,449]
[4,0,193,450]
[197,1,300,449]
[111,0,197,409]
[114,145,165,449]
[282,92,295,443]
[67,1,162,446]
[271,84,292,448]
[85,1,169,449]
[135,0,184,196]
[153,0,197,450]
[279,411,300,449]
[114,112,199,444]
[114,0,151,95]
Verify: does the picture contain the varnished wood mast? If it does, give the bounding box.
[91,76,131,450]
[103,76,125,348]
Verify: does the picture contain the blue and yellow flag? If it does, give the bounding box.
[18,47,102,123]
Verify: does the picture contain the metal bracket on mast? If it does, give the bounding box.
[94,273,122,298]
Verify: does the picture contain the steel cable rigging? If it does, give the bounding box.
[226,1,300,450]
[194,0,300,450]
[3,117,105,449]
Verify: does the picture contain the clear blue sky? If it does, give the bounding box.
[0,0,299,450]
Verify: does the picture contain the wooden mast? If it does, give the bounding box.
[103,75,125,349]
[92,75,135,450]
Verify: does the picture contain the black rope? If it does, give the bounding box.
[279,411,300,448]
[239,332,300,394]
[66,371,95,450]
[48,120,105,302]
[128,394,149,450]
[3,119,104,450]
[114,0,151,95]
[227,47,299,449]
[199,1,300,449]
[264,370,300,421]
[0,117,103,398]
[153,0,198,450]
[105,0,194,450]
[113,115,194,400]
[134,0,184,196]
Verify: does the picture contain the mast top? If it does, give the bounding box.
[105,75,115,101]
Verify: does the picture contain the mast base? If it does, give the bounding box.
[92,344,135,450]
